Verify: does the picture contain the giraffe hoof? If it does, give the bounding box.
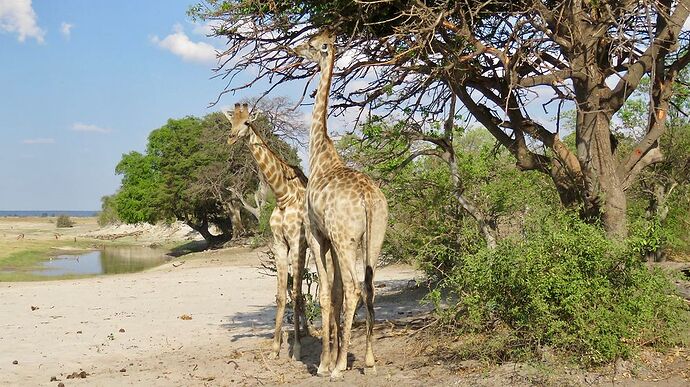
[364,366,377,376]
[316,363,330,377]
[329,370,344,381]
[291,347,301,360]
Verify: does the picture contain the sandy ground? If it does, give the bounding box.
[0,248,438,386]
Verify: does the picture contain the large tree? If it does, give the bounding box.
[115,116,236,245]
[192,0,690,238]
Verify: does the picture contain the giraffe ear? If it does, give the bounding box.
[222,109,233,121]
[249,109,262,122]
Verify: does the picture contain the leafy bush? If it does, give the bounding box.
[97,194,121,226]
[56,215,74,228]
[259,249,320,325]
[432,211,688,365]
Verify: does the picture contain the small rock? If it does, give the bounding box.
[120,368,126,372]
[76,330,82,334]
[179,314,192,321]
[31,306,39,311]
[12,360,18,365]
[458,360,481,369]
[58,383,65,387]
[50,376,59,381]
[119,328,125,333]
[66,370,88,379]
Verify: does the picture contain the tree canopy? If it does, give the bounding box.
[111,98,305,246]
[191,0,690,238]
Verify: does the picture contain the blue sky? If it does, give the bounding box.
[0,0,269,211]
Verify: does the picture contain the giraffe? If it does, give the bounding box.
[223,103,309,360]
[294,31,389,379]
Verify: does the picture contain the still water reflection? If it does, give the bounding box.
[35,246,170,276]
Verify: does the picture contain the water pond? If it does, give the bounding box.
[33,246,170,277]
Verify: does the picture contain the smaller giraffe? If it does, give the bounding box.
[224,103,309,360]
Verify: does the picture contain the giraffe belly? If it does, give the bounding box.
[308,191,366,242]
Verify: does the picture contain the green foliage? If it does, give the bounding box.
[56,215,74,228]
[97,195,120,226]
[616,70,690,256]
[628,217,665,257]
[257,195,276,237]
[662,189,690,253]
[436,211,688,365]
[339,121,558,269]
[114,151,162,224]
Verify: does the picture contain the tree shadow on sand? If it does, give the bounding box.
[219,278,434,373]
[167,240,208,257]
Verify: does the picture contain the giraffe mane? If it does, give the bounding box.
[246,121,308,185]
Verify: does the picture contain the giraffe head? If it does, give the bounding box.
[293,30,335,65]
[223,103,254,146]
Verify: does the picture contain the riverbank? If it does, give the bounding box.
[0,217,200,282]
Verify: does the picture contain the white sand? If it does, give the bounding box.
[0,248,425,386]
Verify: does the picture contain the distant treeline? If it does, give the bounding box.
[0,211,98,217]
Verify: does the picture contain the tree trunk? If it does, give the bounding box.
[576,109,628,238]
[186,216,231,248]
[445,149,497,249]
[225,200,245,237]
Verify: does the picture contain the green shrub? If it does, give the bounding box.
[56,215,74,228]
[433,211,688,365]
[257,195,276,237]
[97,194,121,226]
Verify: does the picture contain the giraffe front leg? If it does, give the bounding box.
[270,241,289,360]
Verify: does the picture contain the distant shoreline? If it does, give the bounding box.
[0,210,98,217]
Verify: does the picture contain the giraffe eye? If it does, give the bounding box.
[321,43,328,50]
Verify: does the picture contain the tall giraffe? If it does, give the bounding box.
[294,31,389,379]
[223,103,309,360]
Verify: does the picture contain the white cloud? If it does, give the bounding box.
[192,22,217,36]
[0,0,45,43]
[23,138,54,144]
[60,21,73,38]
[71,122,111,133]
[151,24,218,64]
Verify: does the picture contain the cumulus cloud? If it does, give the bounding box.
[0,0,45,43]
[23,138,54,144]
[192,22,217,36]
[151,24,218,64]
[71,122,111,133]
[60,21,73,38]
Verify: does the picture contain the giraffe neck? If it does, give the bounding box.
[246,128,294,207]
[308,47,342,180]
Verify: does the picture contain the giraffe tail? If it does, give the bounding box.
[362,194,374,308]
[360,194,376,349]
